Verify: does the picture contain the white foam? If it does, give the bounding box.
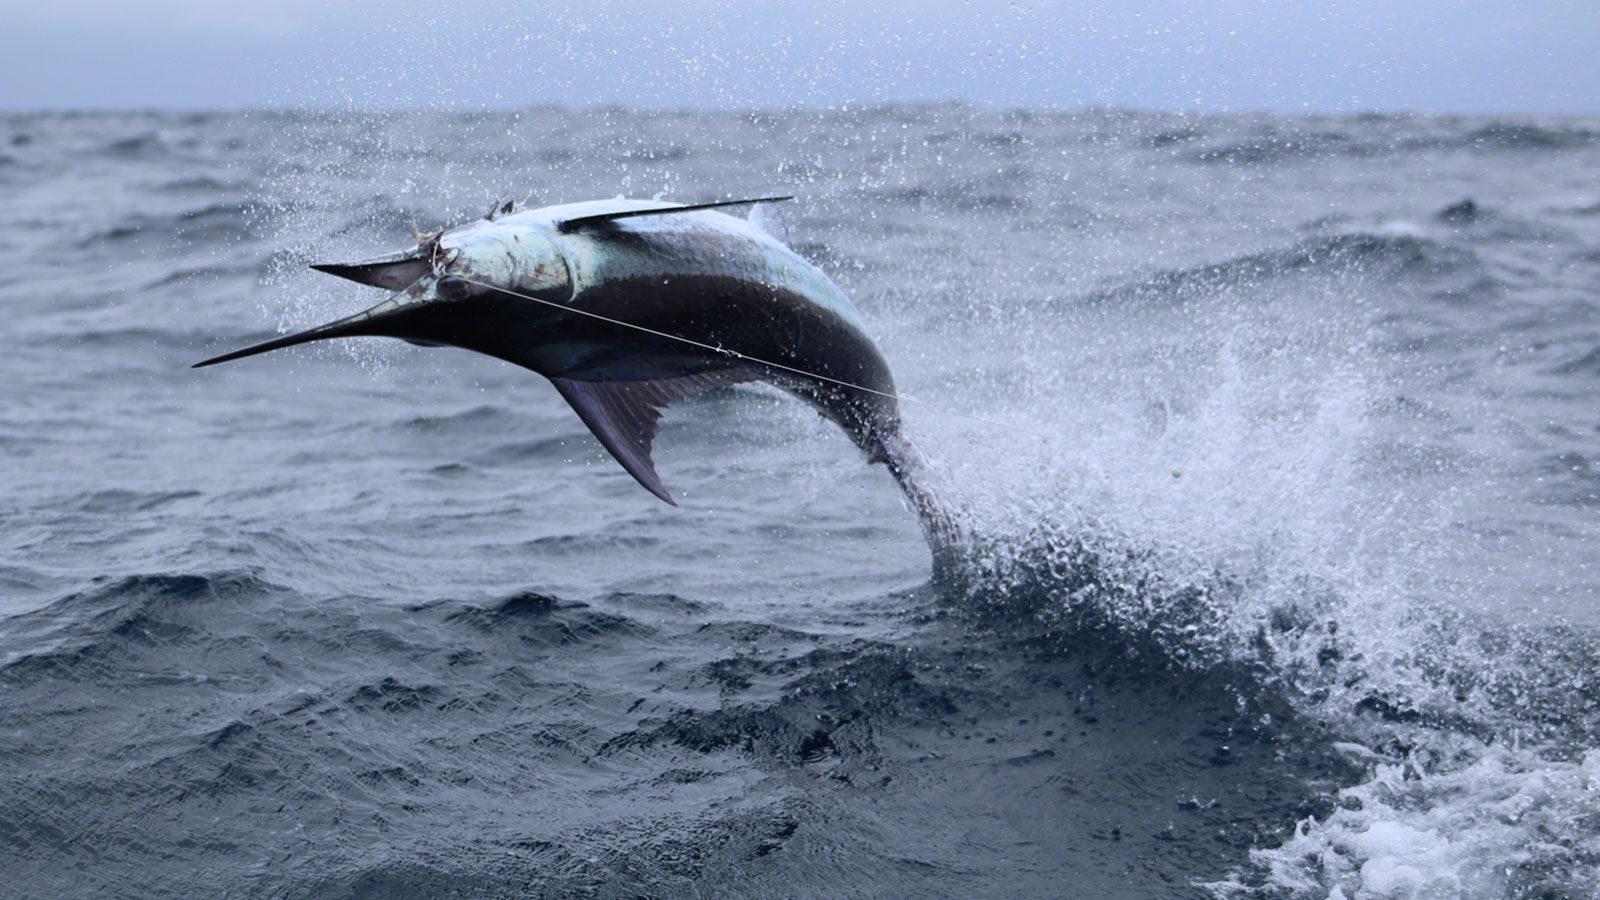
[1213,745,1600,898]
[1374,219,1428,238]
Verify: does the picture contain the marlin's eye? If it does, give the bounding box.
[436,276,472,301]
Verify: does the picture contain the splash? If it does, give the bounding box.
[894,222,1600,894]
[1216,746,1600,897]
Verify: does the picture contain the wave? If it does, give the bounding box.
[1532,451,1600,507]
[0,571,1349,896]
[391,403,515,434]
[154,174,244,193]
[1188,129,1355,165]
[1550,345,1600,377]
[616,143,693,162]
[866,183,1029,212]
[101,131,167,159]
[1463,122,1598,151]
[28,323,231,352]
[86,200,273,247]
[1183,120,1598,166]
[1219,746,1600,897]
[64,489,203,514]
[142,261,264,290]
[956,517,1599,736]
[7,515,1590,896]
[1084,232,1488,309]
[0,571,277,677]
[914,474,1600,895]
[441,590,654,644]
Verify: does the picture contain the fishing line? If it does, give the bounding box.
[456,276,1054,442]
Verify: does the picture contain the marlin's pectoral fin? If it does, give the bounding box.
[550,370,757,505]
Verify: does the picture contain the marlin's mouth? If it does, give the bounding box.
[192,255,449,369]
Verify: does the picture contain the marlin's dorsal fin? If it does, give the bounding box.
[557,196,793,233]
[748,201,792,246]
[550,369,757,504]
[310,250,431,291]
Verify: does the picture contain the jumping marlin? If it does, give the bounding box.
[195,196,956,567]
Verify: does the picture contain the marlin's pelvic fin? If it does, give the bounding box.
[557,196,793,233]
[550,369,757,505]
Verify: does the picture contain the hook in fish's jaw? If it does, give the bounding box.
[431,218,571,299]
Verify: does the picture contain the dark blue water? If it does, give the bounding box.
[3,107,1600,897]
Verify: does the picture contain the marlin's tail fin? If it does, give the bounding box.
[878,430,966,585]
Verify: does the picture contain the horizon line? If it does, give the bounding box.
[3,98,1598,119]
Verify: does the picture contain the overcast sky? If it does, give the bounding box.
[4,0,1597,113]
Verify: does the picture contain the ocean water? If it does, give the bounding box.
[2,105,1599,897]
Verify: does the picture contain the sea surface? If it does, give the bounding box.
[3,106,1600,897]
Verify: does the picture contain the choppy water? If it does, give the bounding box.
[3,106,1600,897]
